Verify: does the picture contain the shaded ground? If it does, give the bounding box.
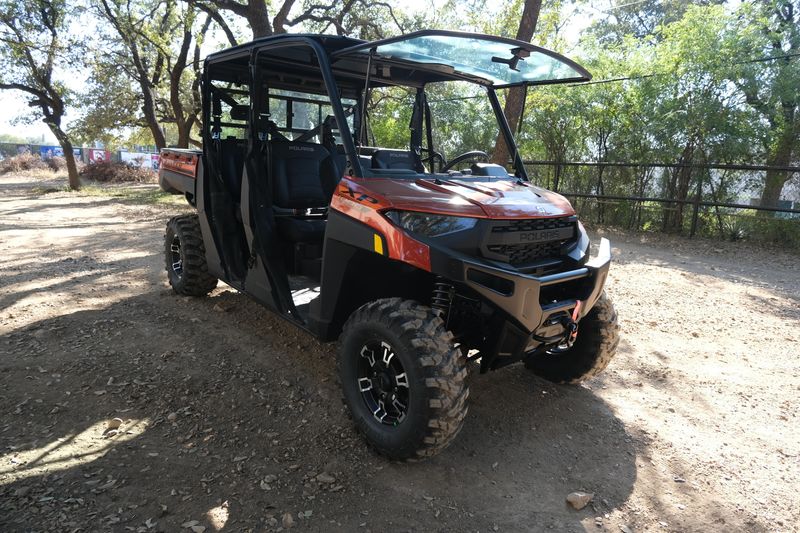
[1,173,798,532]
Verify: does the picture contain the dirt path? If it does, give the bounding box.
[1,174,798,533]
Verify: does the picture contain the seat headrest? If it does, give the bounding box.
[371,149,416,170]
[270,141,330,161]
[323,115,338,129]
[230,105,249,121]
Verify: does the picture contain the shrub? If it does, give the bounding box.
[79,161,157,184]
[46,156,67,172]
[0,152,50,174]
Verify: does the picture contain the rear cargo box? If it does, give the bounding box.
[159,149,201,196]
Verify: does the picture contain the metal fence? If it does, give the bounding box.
[522,160,800,248]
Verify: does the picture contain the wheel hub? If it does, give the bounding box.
[357,340,409,426]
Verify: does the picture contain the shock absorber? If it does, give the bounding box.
[431,279,454,321]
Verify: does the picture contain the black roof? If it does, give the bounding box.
[205,33,365,64]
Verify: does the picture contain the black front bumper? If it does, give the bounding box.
[429,238,612,371]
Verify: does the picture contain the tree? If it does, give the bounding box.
[160,8,211,147]
[0,0,81,189]
[98,0,170,149]
[727,0,799,208]
[192,0,400,39]
[489,0,542,167]
[94,0,213,149]
[587,0,723,44]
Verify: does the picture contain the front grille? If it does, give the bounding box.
[490,217,575,234]
[484,217,576,266]
[487,240,566,264]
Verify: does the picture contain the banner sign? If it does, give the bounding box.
[40,145,64,159]
[87,149,111,163]
[39,146,81,159]
[120,151,157,170]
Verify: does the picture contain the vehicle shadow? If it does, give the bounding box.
[0,289,639,532]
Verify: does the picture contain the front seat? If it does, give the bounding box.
[371,149,418,170]
[270,141,336,242]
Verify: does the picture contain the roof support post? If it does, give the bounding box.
[487,87,528,181]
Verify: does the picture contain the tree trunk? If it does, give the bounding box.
[171,26,194,149]
[141,82,166,150]
[553,161,562,191]
[759,118,796,210]
[248,0,272,38]
[662,142,695,233]
[490,0,542,167]
[49,125,80,190]
[176,121,196,149]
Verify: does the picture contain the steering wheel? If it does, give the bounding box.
[420,148,446,171]
[440,150,490,172]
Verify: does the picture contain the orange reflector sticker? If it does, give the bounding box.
[373,234,384,255]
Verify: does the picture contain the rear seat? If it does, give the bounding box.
[270,141,338,242]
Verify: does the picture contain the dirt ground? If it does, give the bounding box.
[1,173,798,533]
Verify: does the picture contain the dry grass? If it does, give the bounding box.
[0,153,50,175]
[79,160,157,184]
[0,153,77,181]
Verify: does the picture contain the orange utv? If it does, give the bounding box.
[159,30,619,460]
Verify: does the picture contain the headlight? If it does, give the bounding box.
[385,210,478,237]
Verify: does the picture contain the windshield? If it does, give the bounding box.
[366,83,495,158]
[336,31,590,88]
[360,81,516,179]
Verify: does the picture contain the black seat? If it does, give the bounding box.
[270,141,336,242]
[330,145,349,179]
[219,138,246,202]
[372,149,417,170]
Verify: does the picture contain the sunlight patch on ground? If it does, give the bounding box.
[0,271,155,335]
[0,418,148,483]
[206,501,230,530]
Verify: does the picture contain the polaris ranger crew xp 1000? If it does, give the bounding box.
[159,30,619,460]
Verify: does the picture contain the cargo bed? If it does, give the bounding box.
[159,148,201,198]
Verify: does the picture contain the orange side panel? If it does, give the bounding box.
[331,182,431,272]
[160,151,199,178]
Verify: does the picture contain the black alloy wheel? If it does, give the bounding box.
[338,298,469,460]
[169,234,183,279]
[356,340,410,426]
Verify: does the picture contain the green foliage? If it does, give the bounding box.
[0,132,41,144]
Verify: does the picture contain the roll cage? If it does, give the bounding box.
[201,30,591,181]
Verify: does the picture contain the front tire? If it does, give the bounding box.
[524,293,619,383]
[164,214,217,296]
[338,298,469,461]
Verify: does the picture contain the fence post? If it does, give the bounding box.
[689,174,702,238]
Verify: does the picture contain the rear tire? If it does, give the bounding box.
[164,214,217,296]
[524,293,619,383]
[338,298,469,461]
